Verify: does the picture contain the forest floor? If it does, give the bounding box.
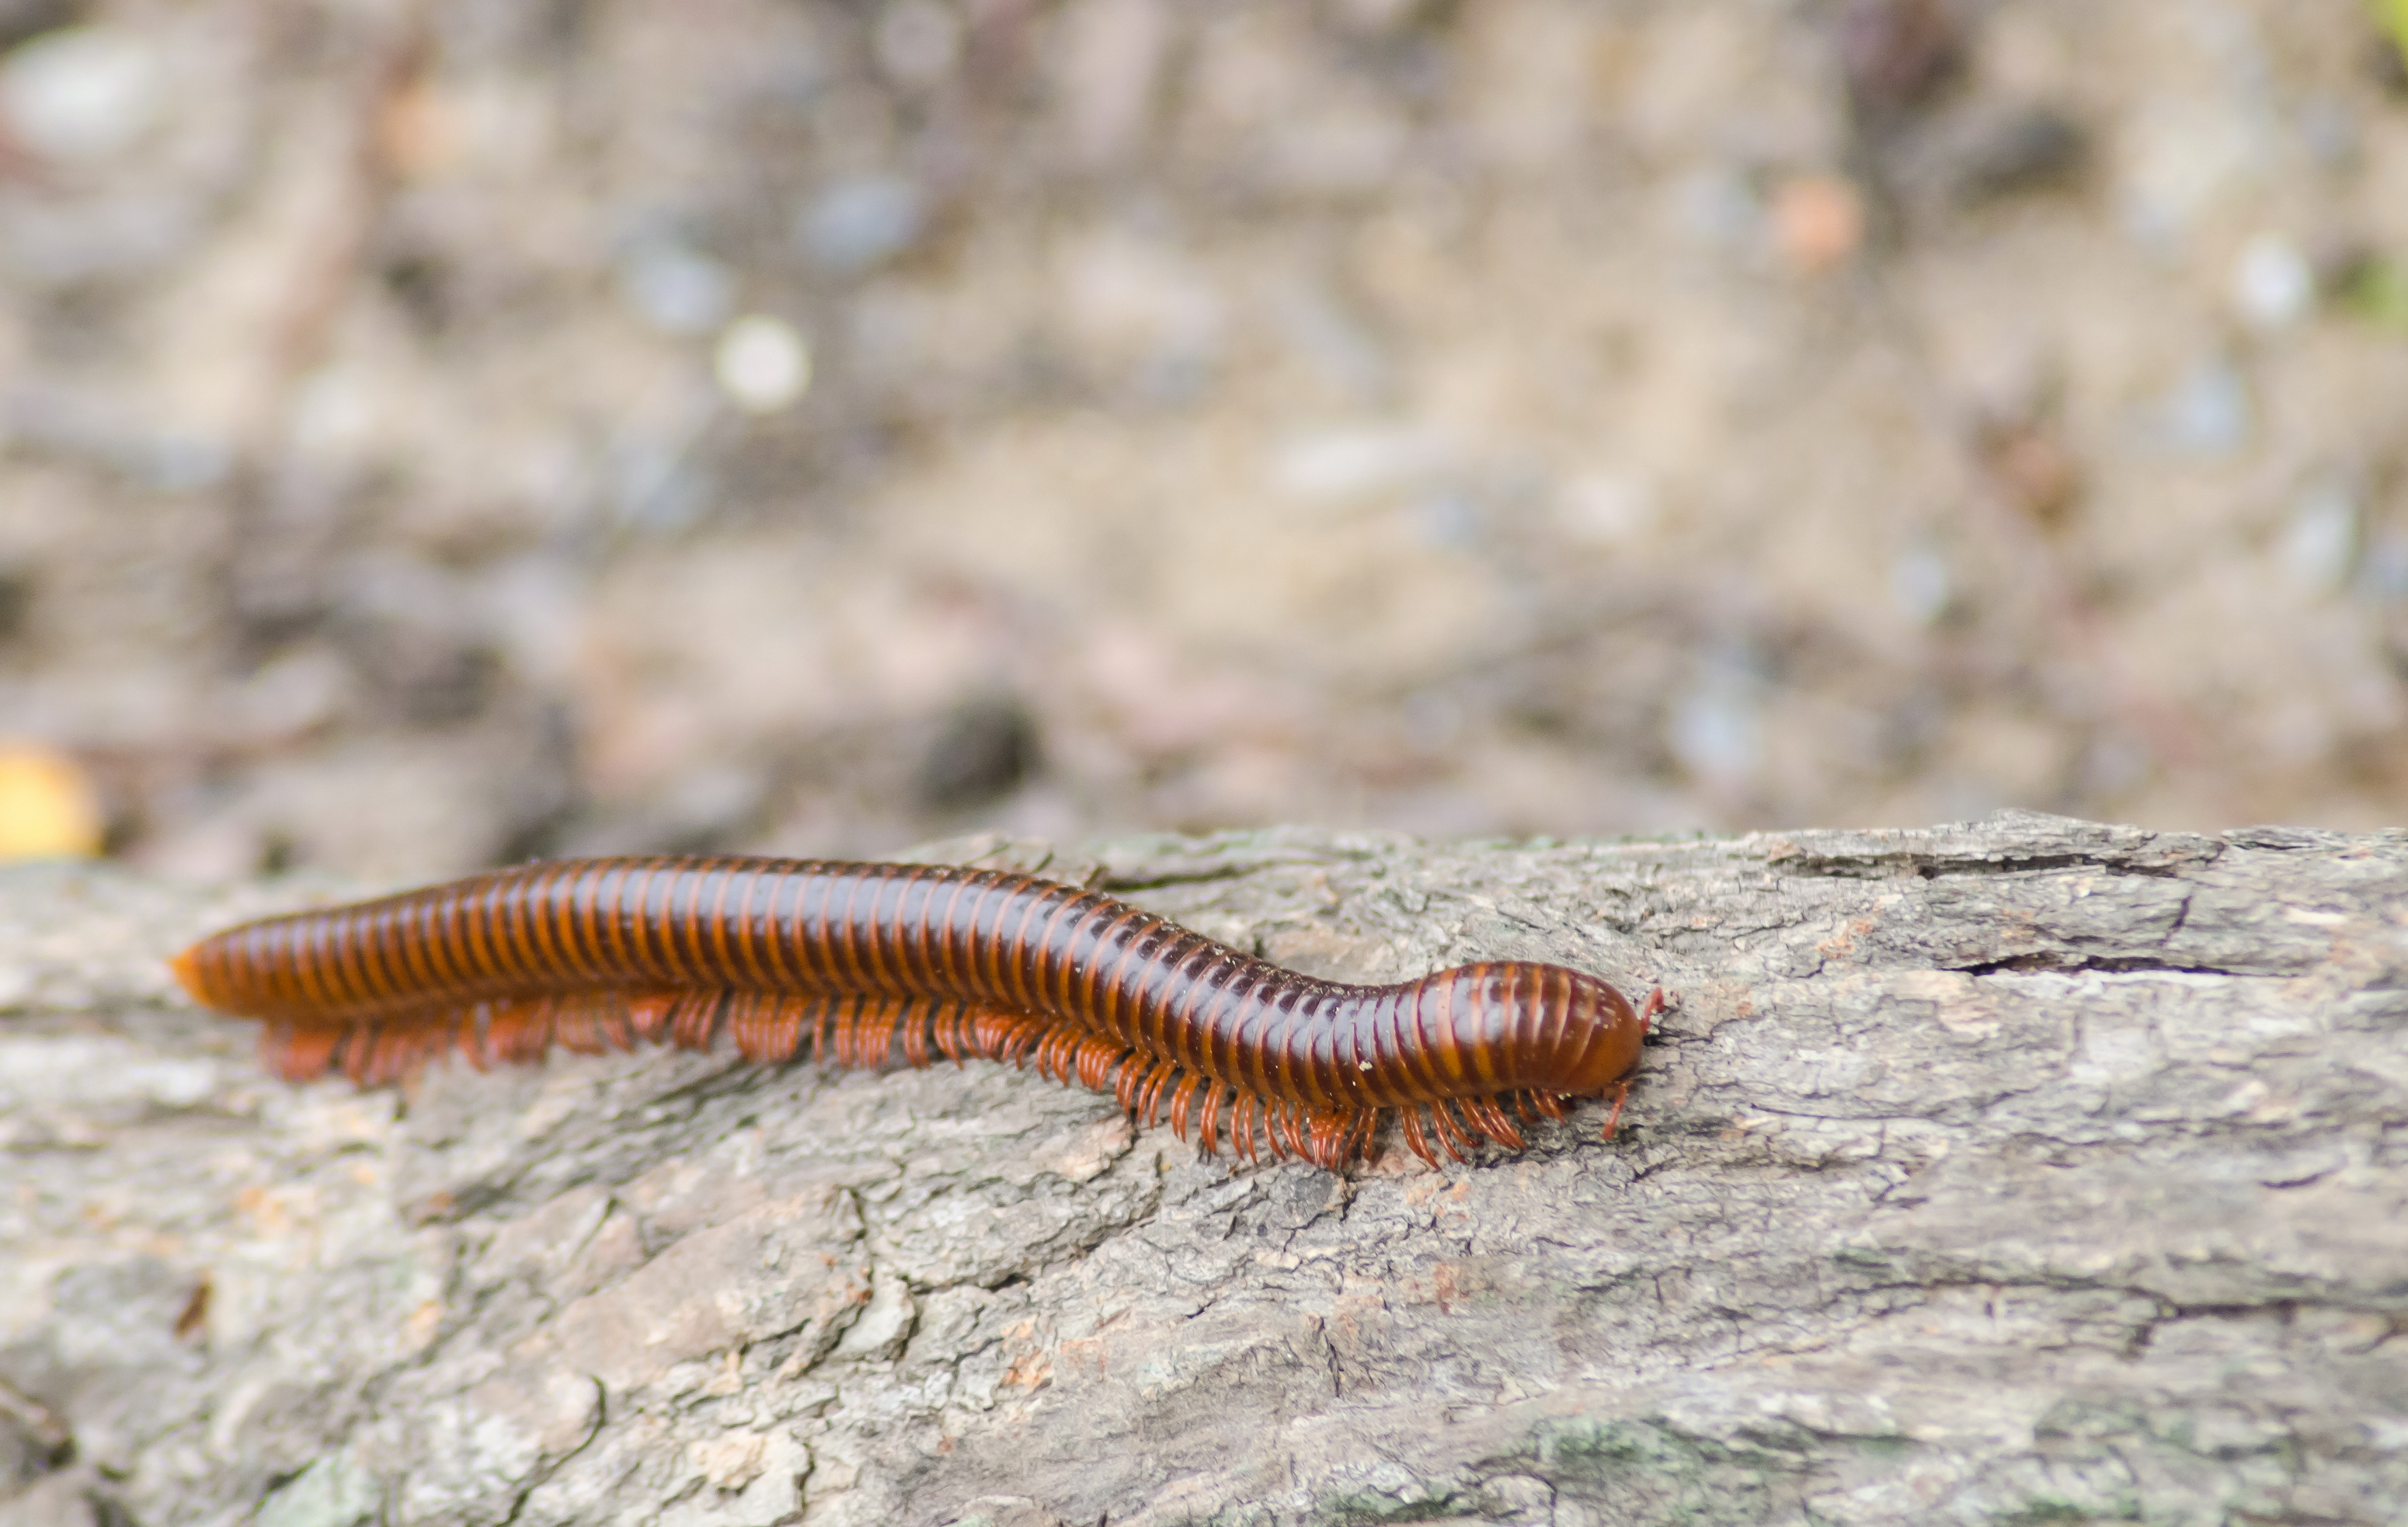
[2,0,2406,882]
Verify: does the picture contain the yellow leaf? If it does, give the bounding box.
[0,746,104,861]
[2378,0,2408,64]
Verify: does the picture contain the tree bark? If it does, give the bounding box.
[2,811,2404,1527]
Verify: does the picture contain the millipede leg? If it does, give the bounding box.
[823,996,853,1065]
[359,1026,401,1085]
[1399,1105,1440,1168]
[724,993,767,1060]
[458,1004,493,1070]
[552,996,607,1056]
[583,991,636,1055]
[668,991,722,1052]
[1303,1106,1363,1168]
[1167,1076,1206,1140]
[1427,1100,1474,1162]
[929,1002,966,1065]
[1073,1036,1126,1091]
[900,1001,934,1068]
[359,1021,437,1087]
[1134,1060,1178,1125]
[1460,1094,1523,1151]
[1262,1101,1295,1161]
[870,1000,908,1066]
[1602,1080,1631,1139]
[730,993,810,1063]
[268,1023,340,1081]
[627,992,680,1046]
[969,1011,1046,1066]
[1031,1026,1070,1082]
[1277,1102,1311,1162]
[1048,1028,1084,1083]
[835,995,881,1067]
[1112,1052,1145,1112]
[513,998,564,1064]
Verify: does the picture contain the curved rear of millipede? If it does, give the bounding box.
[171,857,1658,1170]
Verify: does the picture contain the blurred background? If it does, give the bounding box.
[0,0,2404,881]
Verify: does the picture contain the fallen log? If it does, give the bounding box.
[1,811,2402,1526]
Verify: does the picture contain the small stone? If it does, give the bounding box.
[2232,233,2314,331]
[2118,98,2264,248]
[916,694,1039,811]
[0,26,161,162]
[1669,165,1763,250]
[714,315,813,414]
[2279,481,2358,597]
[794,175,927,274]
[1975,416,2082,529]
[1555,472,1658,546]
[1269,427,1450,504]
[1889,547,1952,626]
[607,426,708,530]
[2295,94,2359,169]
[1405,491,1481,551]
[1947,105,2088,202]
[1771,174,1866,273]
[1669,669,1763,789]
[618,244,736,336]
[2145,359,2250,458]
[375,76,465,181]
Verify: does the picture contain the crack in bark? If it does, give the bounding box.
[1950,952,2246,976]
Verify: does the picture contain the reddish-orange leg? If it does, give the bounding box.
[1642,986,1668,1029]
[1601,986,1671,1140]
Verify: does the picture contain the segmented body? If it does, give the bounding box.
[170,857,1658,1169]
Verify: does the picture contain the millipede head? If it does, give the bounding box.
[1410,962,1651,1108]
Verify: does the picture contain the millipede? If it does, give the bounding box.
[170,857,1663,1170]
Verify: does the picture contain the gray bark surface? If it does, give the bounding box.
[2,812,2404,1527]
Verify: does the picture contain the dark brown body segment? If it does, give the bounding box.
[171,857,1655,1169]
